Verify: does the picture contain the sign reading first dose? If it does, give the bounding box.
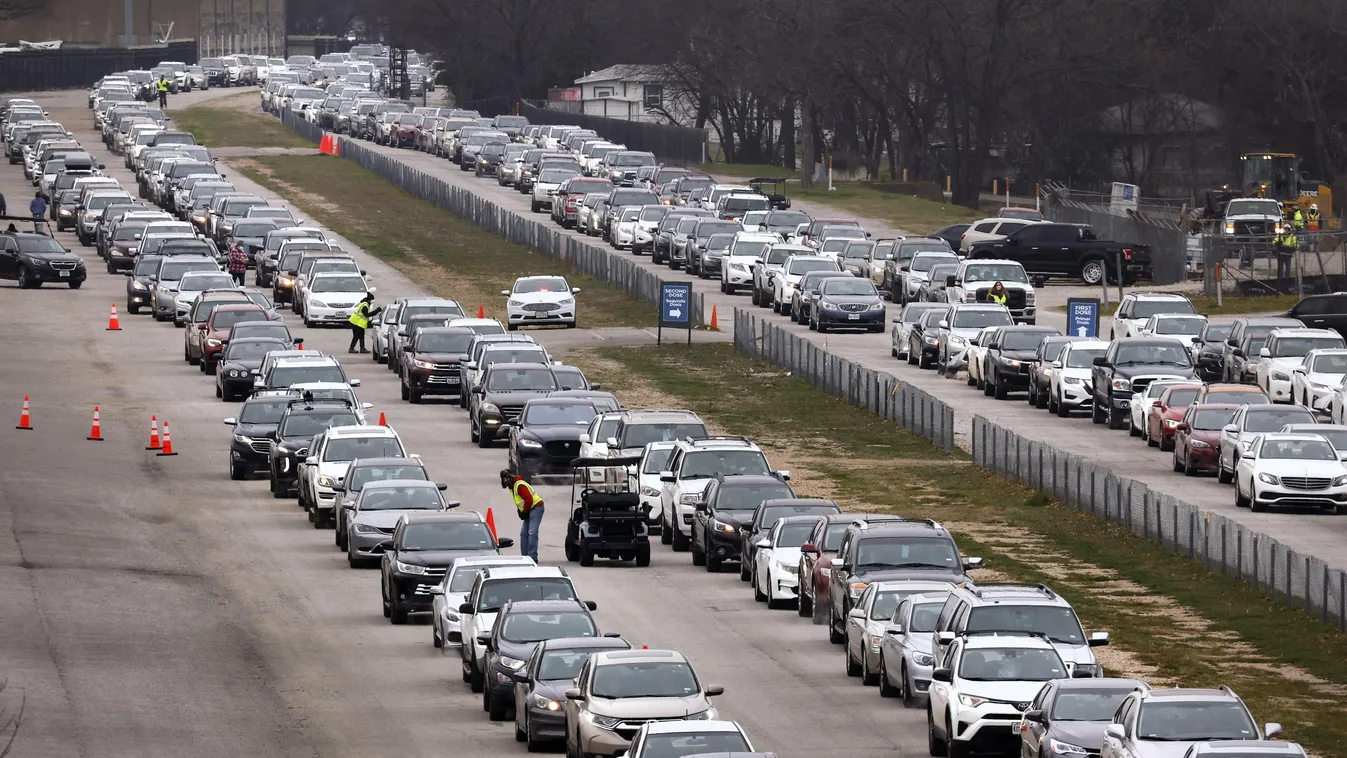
[661,282,691,326]
[1066,297,1100,338]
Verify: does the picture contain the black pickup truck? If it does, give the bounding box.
[965,223,1153,286]
[1091,338,1197,429]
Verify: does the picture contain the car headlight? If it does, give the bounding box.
[678,492,703,506]
[232,433,253,444]
[924,335,938,344]
[640,486,661,498]
[132,280,147,290]
[1163,419,1179,428]
[308,299,328,308]
[1050,739,1090,755]
[206,338,221,347]
[278,276,293,285]
[229,369,245,378]
[869,302,885,310]
[1001,358,1021,367]
[508,299,524,307]
[912,652,935,666]
[1191,440,1212,449]
[958,694,988,708]
[530,693,561,711]
[1334,475,1347,486]
[59,209,71,216]
[480,402,499,414]
[413,359,435,369]
[353,523,382,534]
[558,298,574,306]
[684,710,711,721]
[394,560,426,575]
[1310,381,1329,389]
[776,562,798,573]
[1257,472,1280,485]
[1272,371,1289,381]
[317,475,336,487]
[590,714,622,730]
[713,520,736,533]
[1058,377,1080,385]
[1111,378,1129,390]
[498,655,526,670]
[518,438,542,448]
[819,299,837,309]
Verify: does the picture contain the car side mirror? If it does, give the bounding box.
[704,684,725,697]
[828,557,844,569]
[579,433,591,444]
[847,607,865,619]
[964,557,983,570]
[1050,360,1062,369]
[800,543,818,554]
[572,287,581,294]
[1232,349,1245,358]
[937,320,948,329]
[565,688,584,701]
[1024,709,1045,723]
[303,456,317,465]
[497,537,515,548]
[589,382,601,390]
[1175,423,1189,432]
[348,379,361,387]
[945,275,956,287]
[500,289,510,296]
[1259,347,1270,358]
[694,502,707,512]
[1265,723,1282,739]
[659,471,675,483]
[1093,356,1108,366]
[222,417,237,425]
[1223,424,1239,434]
[937,631,956,645]
[402,344,415,352]
[458,602,473,614]
[931,668,952,683]
[754,538,769,549]
[775,469,791,481]
[1106,724,1126,741]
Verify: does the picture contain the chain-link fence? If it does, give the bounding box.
[1197,232,1347,298]
[280,107,323,144]
[1045,194,1190,285]
[734,309,956,451]
[973,416,1347,630]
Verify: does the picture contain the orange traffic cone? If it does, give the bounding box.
[330,137,339,157]
[709,304,719,330]
[485,507,498,541]
[157,420,177,456]
[87,406,103,441]
[378,411,387,426]
[107,304,122,331]
[15,396,32,430]
[145,415,161,450]
[319,133,333,154]
[477,304,486,319]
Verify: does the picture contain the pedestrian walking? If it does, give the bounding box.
[501,469,544,562]
[227,244,249,285]
[28,191,46,233]
[0,190,7,216]
[157,76,169,108]
[347,293,381,353]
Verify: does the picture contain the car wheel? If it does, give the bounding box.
[1249,485,1266,512]
[660,515,673,545]
[1091,398,1106,424]
[993,377,1007,400]
[706,548,722,572]
[845,646,861,677]
[828,609,845,644]
[753,566,767,602]
[861,650,879,686]
[635,543,651,567]
[1174,449,1186,473]
[17,265,36,289]
[409,388,422,404]
[1107,403,1125,429]
[797,585,812,617]
[1217,459,1234,484]
[578,538,595,567]
[740,556,752,582]
[400,381,409,401]
[229,461,246,480]
[1130,416,1142,437]
[671,527,690,552]
[1080,257,1106,286]
[927,708,948,757]
[878,656,900,698]
[486,687,508,721]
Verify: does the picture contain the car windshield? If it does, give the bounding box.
[225,341,282,360]
[1163,389,1200,406]
[1136,701,1258,741]
[1133,299,1196,319]
[161,261,215,281]
[1154,317,1206,336]
[514,277,568,294]
[1274,336,1345,357]
[870,590,913,621]
[1262,438,1336,460]
[270,365,345,386]
[238,399,288,424]
[775,522,816,548]
[1114,344,1193,367]
[311,276,366,293]
[967,605,1085,644]
[1002,332,1050,350]
[359,485,443,511]
[724,196,768,213]
[211,309,264,329]
[621,422,707,448]
[324,437,404,462]
[347,465,427,494]
[761,504,836,529]
[1179,410,1230,435]
[415,332,475,353]
[487,369,558,392]
[855,537,960,570]
[788,259,839,275]
[1051,690,1133,721]
[234,222,279,237]
[639,733,751,758]
[591,661,699,699]
[952,309,1013,329]
[478,578,577,612]
[821,279,878,297]
[552,367,588,389]
[180,273,235,291]
[821,523,851,551]
[525,403,596,425]
[402,304,463,322]
[402,521,494,550]
[279,411,358,437]
[501,611,597,643]
[132,257,163,276]
[681,451,770,478]
[1245,408,1315,432]
[641,447,675,474]
[964,264,1028,283]
[911,255,957,273]
[902,306,944,324]
[1308,353,1347,373]
[959,648,1066,682]
[716,482,793,512]
[539,170,577,183]
[639,207,667,222]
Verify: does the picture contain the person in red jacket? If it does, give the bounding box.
[227,244,249,285]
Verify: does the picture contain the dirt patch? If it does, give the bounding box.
[228,158,345,218]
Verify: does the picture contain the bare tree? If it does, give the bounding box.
[0,680,24,758]
[0,0,45,22]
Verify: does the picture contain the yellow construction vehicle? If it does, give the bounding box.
[1240,152,1333,221]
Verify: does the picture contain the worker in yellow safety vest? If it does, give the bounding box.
[987,281,1008,305]
[501,469,544,561]
[1308,203,1321,231]
[1273,227,1298,279]
[347,293,382,353]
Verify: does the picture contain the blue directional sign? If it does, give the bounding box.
[661,282,691,326]
[1067,297,1100,338]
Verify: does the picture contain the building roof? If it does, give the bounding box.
[574,64,669,85]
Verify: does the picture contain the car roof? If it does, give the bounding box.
[1054,677,1148,692]
[715,474,785,487]
[539,636,631,652]
[1139,687,1243,703]
[274,356,340,366]
[361,479,439,491]
[951,582,1066,605]
[962,632,1059,650]
[592,649,684,664]
[644,720,743,736]
[401,512,481,524]
[1269,327,1338,338]
[854,520,950,538]
[481,565,569,579]
[452,555,535,570]
[326,425,395,438]
[1184,741,1306,757]
[501,599,591,614]
[1128,292,1191,300]
[621,409,701,422]
[348,456,424,467]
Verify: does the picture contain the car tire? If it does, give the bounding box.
[740,558,751,582]
[671,528,690,552]
[845,647,861,677]
[128,303,140,315]
[1131,417,1142,437]
[409,388,422,404]
[660,515,673,545]
[400,382,409,401]
[1091,398,1106,424]
[797,586,812,617]
[753,567,767,602]
[229,461,246,480]
[828,611,845,644]
[1107,403,1124,429]
[1218,458,1234,484]
[861,651,879,686]
[993,377,1008,400]
[927,709,948,757]
[879,656,900,698]
[486,687,507,721]
[1174,450,1186,473]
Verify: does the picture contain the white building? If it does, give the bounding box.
[574,64,692,124]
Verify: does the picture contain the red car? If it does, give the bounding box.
[198,303,266,374]
[1173,403,1241,476]
[1145,383,1202,451]
[797,513,903,623]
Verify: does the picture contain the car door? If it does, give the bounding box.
[846,585,874,662]
[659,449,684,523]
[1220,407,1245,469]
[928,639,960,737]
[459,578,483,666]
[1020,682,1053,757]
[829,532,855,618]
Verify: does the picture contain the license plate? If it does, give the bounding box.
[58,270,70,278]
[336,311,349,318]
[847,313,859,320]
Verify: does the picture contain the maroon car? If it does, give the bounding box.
[398,326,476,404]
[797,513,904,623]
[1173,403,1241,476]
[1145,383,1201,451]
[198,304,266,374]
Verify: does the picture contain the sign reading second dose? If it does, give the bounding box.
[662,282,691,325]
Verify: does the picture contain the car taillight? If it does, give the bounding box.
[1122,247,1133,260]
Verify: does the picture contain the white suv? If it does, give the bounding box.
[770,255,842,314]
[722,231,780,295]
[302,270,373,328]
[1102,686,1280,758]
[928,632,1071,758]
[658,436,773,551]
[1049,341,1110,416]
[1254,328,1344,403]
[298,425,406,527]
[1110,292,1196,340]
[752,243,809,307]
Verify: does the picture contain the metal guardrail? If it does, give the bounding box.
[280,108,324,144]
[973,415,1347,630]
[733,309,956,452]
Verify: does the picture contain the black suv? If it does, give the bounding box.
[738,498,840,581]
[1090,337,1196,429]
[982,325,1061,399]
[470,362,560,448]
[224,390,295,480]
[826,520,981,643]
[506,397,600,481]
[692,474,795,573]
[215,336,290,401]
[267,398,361,497]
[0,229,87,289]
[380,511,505,624]
[483,599,601,721]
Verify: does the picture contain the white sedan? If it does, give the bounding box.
[503,275,578,330]
[964,327,1002,390]
[302,272,374,328]
[1049,340,1109,416]
[1234,433,1347,513]
[1294,348,1347,413]
[751,515,817,609]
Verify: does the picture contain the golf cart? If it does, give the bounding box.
[564,455,652,567]
[747,178,791,210]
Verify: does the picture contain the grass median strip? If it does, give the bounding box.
[170,93,315,149]
[1051,291,1296,318]
[230,154,655,328]
[560,341,1347,755]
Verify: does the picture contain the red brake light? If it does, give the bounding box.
[1122,247,1133,260]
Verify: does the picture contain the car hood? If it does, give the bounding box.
[821,294,881,306]
[588,694,712,720]
[512,291,570,305]
[1047,721,1108,751]
[1110,366,1194,380]
[223,357,265,371]
[1306,371,1345,384]
[768,546,802,565]
[1058,367,1092,380]
[415,352,468,365]
[1266,356,1305,371]
[316,461,353,479]
[949,327,985,340]
[1130,740,1204,758]
[1259,459,1347,476]
[998,349,1039,362]
[496,638,542,664]
[518,424,588,442]
[397,547,497,568]
[22,252,82,263]
[235,422,278,438]
[957,679,1047,708]
[535,680,574,703]
[853,568,965,584]
[352,508,435,529]
[1160,406,1188,420]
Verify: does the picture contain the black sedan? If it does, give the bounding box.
[506,397,600,481]
[0,230,87,289]
[215,337,291,401]
[225,219,283,267]
[810,277,885,333]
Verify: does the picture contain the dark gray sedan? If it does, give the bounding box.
[811,277,885,333]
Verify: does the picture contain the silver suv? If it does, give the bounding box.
[932,583,1109,676]
[656,435,774,550]
[609,409,707,459]
[1101,686,1281,758]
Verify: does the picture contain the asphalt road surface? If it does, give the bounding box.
[0,88,925,758]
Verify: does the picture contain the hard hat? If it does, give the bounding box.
[1311,203,1319,210]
